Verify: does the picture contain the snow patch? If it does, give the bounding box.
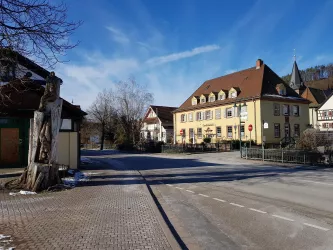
[62,171,90,187]
[9,190,37,196]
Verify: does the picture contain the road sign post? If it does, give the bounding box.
[248,124,253,148]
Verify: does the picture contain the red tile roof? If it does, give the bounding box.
[175,62,308,112]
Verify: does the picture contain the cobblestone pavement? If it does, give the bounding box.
[0,161,173,250]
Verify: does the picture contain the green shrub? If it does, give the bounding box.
[203,137,211,143]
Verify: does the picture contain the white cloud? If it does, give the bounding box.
[106,26,130,44]
[146,45,220,66]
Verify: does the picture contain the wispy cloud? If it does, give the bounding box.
[146,45,220,66]
[106,26,130,44]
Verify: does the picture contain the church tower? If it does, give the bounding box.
[289,51,305,95]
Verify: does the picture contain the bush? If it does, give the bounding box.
[116,142,135,151]
[203,137,211,143]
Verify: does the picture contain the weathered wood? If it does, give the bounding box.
[50,99,63,164]
[30,111,44,163]
[32,172,44,192]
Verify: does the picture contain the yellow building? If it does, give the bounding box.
[173,59,310,146]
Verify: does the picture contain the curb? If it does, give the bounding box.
[137,171,187,250]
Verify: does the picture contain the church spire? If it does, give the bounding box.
[289,51,304,93]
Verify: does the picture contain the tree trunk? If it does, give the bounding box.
[100,124,105,150]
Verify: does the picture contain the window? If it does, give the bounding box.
[192,99,197,105]
[294,124,300,137]
[293,105,299,116]
[323,123,328,128]
[201,97,206,103]
[227,108,233,118]
[284,123,290,138]
[209,96,215,102]
[196,112,202,121]
[206,110,212,120]
[216,126,222,137]
[181,114,186,122]
[61,119,72,130]
[279,89,286,95]
[215,108,221,119]
[240,125,245,138]
[218,94,225,100]
[274,123,280,138]
[197,128,202,138]
[189,128,194,139]
[274,103,280,116]
[188,113,193,122]
[230,91,237,98]
[161,132,165,138]
[283,104,290,116]
[227,126,233,138]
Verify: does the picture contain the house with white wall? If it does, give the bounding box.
[141,105,177,143]
[317,94,333,131]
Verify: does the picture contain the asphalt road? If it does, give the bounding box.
[84,150,333,250]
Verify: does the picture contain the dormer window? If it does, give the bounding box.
[276,83,286,96]
[279,89,286,95]
[209,96,214,102]
[201,98,206,103]
[218,94,225,100]
[230,91,237,98]
[192,99,197,105]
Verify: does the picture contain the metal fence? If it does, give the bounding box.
[241,147,324,164]
[162,142,232,153]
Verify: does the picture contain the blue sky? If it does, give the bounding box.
[55,0,333,110]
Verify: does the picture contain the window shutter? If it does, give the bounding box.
[202,111,206,120]
[184,114,187,122]
[224,109,227,118]
[210,110,213,120]
[231,108,234,117]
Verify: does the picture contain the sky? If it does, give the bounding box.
[54,0,333,111]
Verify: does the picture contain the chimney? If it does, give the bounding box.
[256,59,263,69]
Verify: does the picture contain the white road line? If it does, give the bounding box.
[158,181,164,184]
[249,208,267,214]
[198,194,210,197]
[213,198,226,202]
[175,187,183,190]
[272,215,295,222]
[303,223,330,231]
[186,190,195,193]
[166,184,173,187]
[296,179,333,186]
[229,203,244,208]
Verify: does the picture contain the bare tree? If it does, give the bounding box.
[87,90,114,150]
[114,78,153,144]
[0,0,82,67]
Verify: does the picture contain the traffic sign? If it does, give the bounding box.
[180,129,184,135]
[264,122,269,129]
[248,124,253,132]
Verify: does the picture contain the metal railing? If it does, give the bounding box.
[162,142,232,153]
[241,147,324,164]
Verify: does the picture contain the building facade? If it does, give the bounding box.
[141,105,177,143]
[173,59,310,145]
[0,51,86,168]
[316,94,333,131]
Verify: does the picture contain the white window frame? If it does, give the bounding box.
[209,96,215,102]
[227,126,233,138]
[283,104,290,116]
[197,128,202,138]
[230,91,237,98]
[274,103,280,116]
[201,97,206,103]
[192,99,197,105]
[293,105,299,116]
[219,94,225,100]
[227,108,233,118]
[215,108,221,119]
[216,126,222,137]
[181,114,186,122]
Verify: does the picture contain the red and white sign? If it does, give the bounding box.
[180,129,184,135]
[248,124,253,132]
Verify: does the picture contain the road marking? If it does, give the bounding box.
[303,223,330,231]
[158,181,164,184]
[175,187,183,190]
[230,203,244,208]
[166,184,173,187]
[272,215,294,222]
[249,208,267,214]
[198,194,209,197]
[296,179,333,186]
[213,198,226,202]
[186,190,195,193]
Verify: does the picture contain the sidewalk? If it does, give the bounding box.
[0,161,176,249]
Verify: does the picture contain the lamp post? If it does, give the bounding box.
[234,101,247,156]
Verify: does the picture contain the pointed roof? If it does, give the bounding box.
[289,61,304,90]
[144,105,177,124]
[301,87,328,107]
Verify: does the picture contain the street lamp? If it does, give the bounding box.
[234,101,247,156]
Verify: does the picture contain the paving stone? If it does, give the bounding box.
[0,165,172,250]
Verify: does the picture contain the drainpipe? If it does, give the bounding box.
[253,98,258,143]
[173,113,176,144]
